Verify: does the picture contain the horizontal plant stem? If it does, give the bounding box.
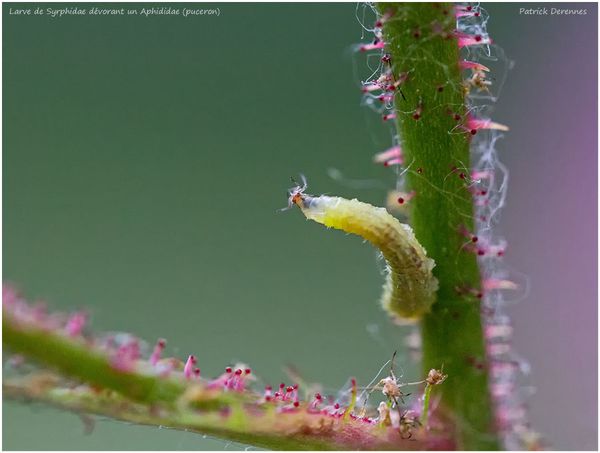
[4,377,334,451]
[3,312,185,404]
[4,310,455,450]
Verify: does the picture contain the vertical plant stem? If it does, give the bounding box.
[421,384,432,428]
[377,3,499,449]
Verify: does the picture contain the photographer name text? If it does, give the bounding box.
[519,7,587,15]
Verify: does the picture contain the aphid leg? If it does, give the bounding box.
[390,394,406,424]
[360,381,382,412]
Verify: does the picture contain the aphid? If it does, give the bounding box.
[357,353,405,417]
[288,178,438,322]
[464,69,493,94]
[398,410,422,439]
[359,352,431,436]
[425,368,447,386]
[376,352,409,406]
[287,175,307,208]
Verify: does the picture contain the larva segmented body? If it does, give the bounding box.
[291,190,438,322]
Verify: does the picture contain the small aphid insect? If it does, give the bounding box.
[358,352,433,439]
[398,410,422,439]
[368,352,408,404]
[288,177,438,322]
[287,175,308,208]
[464,69,493,94]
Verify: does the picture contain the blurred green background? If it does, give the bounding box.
[3,2,597,450]
[3,2,413,449]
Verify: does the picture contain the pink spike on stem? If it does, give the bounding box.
[220,367,252,392]
[150,338,166,366]
[490,361,519,378]
[359,40,386,52]
[486,324,513,341]
[491,382,515,398]
[376,72,394,85]
[395,190,416,205]
[456,32,492,48]
[291,385,300,407]
[3,284,17,305]
[374,9,394,28]
[382,112,396,121]
[455,5,481,18]
[384,158,403,167]
[263,385,273,402]
[377,93,394,103]
[207,367,232,390]
[465,117,509,135]
[471,169,494,180]
[483,278,518,291]
[64,312,86,337]
[310,392,323,409]
[111,341,139,372]
[459,60,490,72]
[489,243,507,257]
[361,82,382,93]
[184,355,197,379]
[458,224,479,244]
[373,145,402,164]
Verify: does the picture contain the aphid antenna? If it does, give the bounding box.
[389,350,398,380]
[357,358,393,406]
[290,174,308,192]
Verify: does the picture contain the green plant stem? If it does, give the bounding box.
[3,310,455,450]
[421,384,432,428]
[3,313,185,404]
[377,3,499,449]
[3,377,334,451]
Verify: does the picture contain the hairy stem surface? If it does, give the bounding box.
[3,307,455,450]
[377,2,499,449]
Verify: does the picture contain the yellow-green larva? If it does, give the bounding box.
[289,182,438,322]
